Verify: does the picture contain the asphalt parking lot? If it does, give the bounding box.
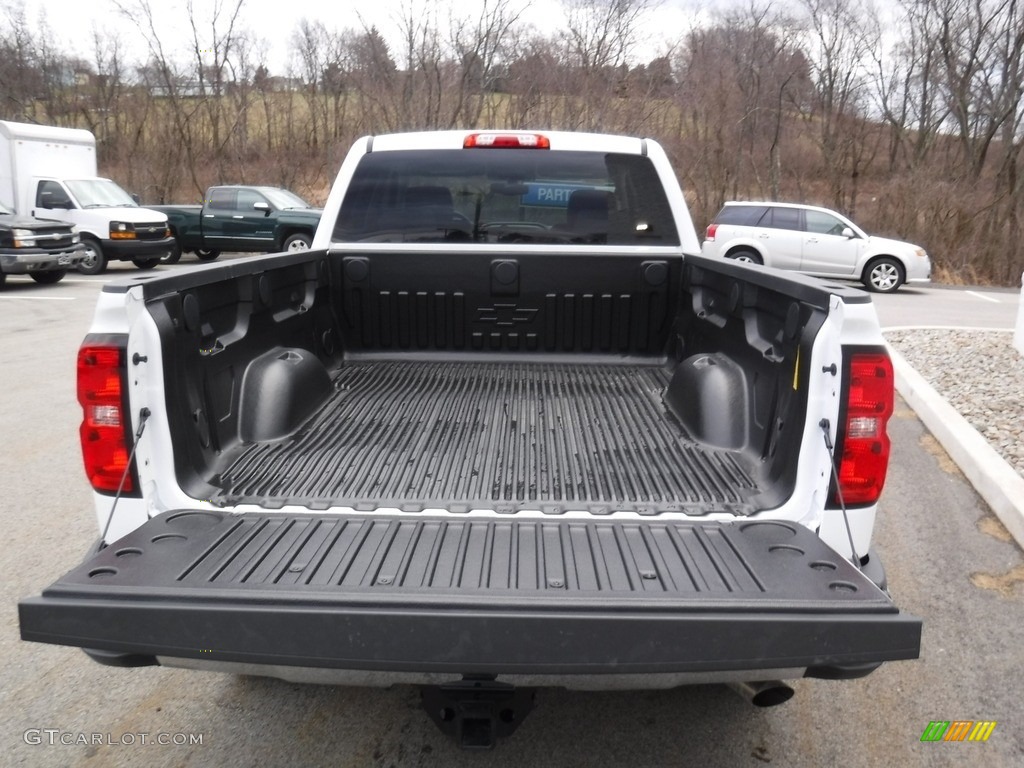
[1,264,1022,766]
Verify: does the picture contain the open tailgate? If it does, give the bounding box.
[20,511,921,674]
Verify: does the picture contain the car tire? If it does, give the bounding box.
[196,248,221,261]
[132,258,160,270]
[863,257,905,293]
[161,238,182,264]
[727,249,763,265]
[0,272,6,289]
[30,270,67,284]
[283,233,311,252]
[77,236,107,275]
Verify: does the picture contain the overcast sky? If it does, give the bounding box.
[11,0,719,74]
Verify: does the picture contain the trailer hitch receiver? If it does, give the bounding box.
[421,678,536,749]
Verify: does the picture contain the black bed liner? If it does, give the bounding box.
[20,511,921,674]
[215,361,760,515]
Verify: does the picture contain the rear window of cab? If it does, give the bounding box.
[332,149,679,246]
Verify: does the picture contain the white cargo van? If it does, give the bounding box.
[0,120,175,274]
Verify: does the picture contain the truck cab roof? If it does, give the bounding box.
[366,129,648,155]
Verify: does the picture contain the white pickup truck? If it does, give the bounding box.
[20,130,920,748]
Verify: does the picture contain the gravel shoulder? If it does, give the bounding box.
[885,329,1024,477]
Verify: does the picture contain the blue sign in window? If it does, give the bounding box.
[521,183,600,207]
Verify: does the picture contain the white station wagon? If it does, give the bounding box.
[701,201,932,292]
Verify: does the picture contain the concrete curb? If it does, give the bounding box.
[887,343,1024,550]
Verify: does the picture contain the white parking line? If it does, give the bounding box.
[0,295,76,301]
[965,290,1000,303]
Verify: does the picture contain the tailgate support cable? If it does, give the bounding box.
[819,418,860,565]
[98,407,151,551]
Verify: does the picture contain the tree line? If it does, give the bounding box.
[1,0,1022,285]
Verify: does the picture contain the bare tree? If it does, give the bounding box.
[83,31,127,141]
[672,4,809,218]
[867,0,949,172]
[33,13,83,126]
[559,0,655,131]
[0,2,44,120]
[448,0,525,127]
[722,2,808,201]
[674,20,746,217]
[797,0,879,216]
[113,0,248,195]
[220,30,262,178]
[291,18,332,149]
[929,0,1022,180]
[114,0,201,196]
[183,0,247,179]
[504,31,565,128]
[564,0,651,70]
[342,25,401,132]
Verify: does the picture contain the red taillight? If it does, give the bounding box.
[78,344,134,494]
[463,132,550,149]
[832,351,893,506]
[705,223,718,241]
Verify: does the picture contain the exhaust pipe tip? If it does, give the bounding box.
[727,680,795,707]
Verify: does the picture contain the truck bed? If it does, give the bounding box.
[131,245,865,521]
[216,361,759,514]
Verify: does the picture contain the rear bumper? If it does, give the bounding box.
[29,595,921,675]
[20,512,921,679]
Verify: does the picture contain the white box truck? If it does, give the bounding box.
[0,120,176,274]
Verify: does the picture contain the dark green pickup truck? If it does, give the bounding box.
[152,186,322,263]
